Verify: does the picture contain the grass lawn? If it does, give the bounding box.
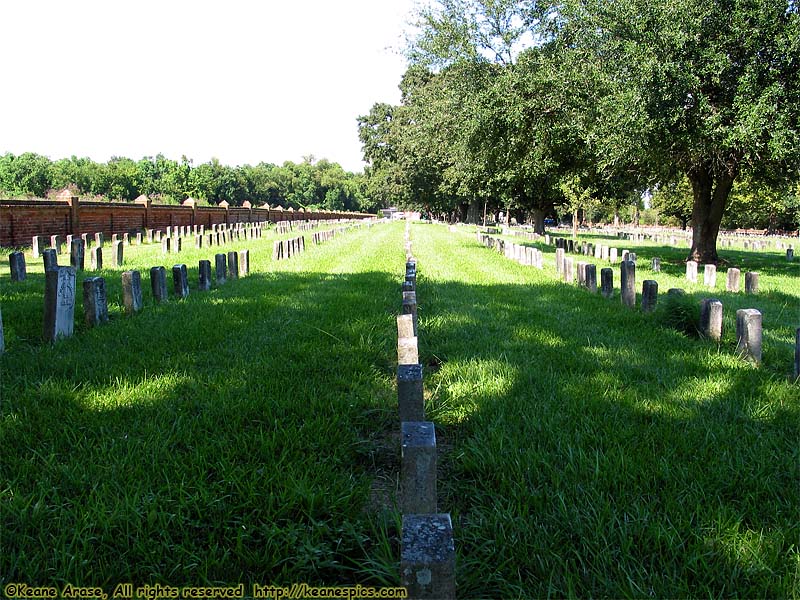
[1,221,798,597]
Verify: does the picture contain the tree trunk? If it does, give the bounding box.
[572,207,578,239]
[530,209,545,234]
[687,164,736,264]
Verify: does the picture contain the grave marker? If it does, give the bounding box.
[601,268,613,298]
[121,271,143,314]
[70,238,85,271]
[726,268,741,293]
[43,266,76,342]
[686,261,698,283]
[620,261,636,308]
[90,247,102,270]
[398,364,424,422]
[198,260,212,291]
[227,251,239,280]
[736,309,762,364]
[401,421,437,514]
[32,235,46,258]
[641,280,658,312]
[703,264,717,288]
[238,250,250,277]
[111,240,123,267]
[745,272,759,294]
[9,252,26,281]
[150,267,168,303]
[83,277,109,326]
[172,264,189,299]
[700,298,723,341]
[215,254,227,284]
[41,248,58,271]
[400,514,455,600]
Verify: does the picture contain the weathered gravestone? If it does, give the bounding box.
[620,261,636,308]
[162,237,171,255]
[745,272,759,294]
[32,235,46,259]
[50,235,64,255]
[43,248,58,271]
[736,309,762,364]
[9,252,26,281]
[400,514,456,600]
[398,364,424,422]
[703,264,717,288]
[198,260,212,291]
[227,252,239,280]
[215,254,227,284]
[121,271,143,314]
[43,266,76,342]
[651,257,661,273]
[641,280,658,312]
[601,268,613,299]
[726,268,741,292]
[111,240,123,267]
[238,250,250,277]
[83,277,109,327]
[172,264,189,299]
[686,260,698,283]
[150,267,168,303]
[700,298,723,342]
[70,238,85,271]
[401,421,437,514]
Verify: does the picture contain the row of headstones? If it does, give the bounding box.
[312,228,346,245]
[482,234,775,367]
[272,236,306,261]
[9,240,123,280]
[35,250,251,343]
[618,229,796,254]
[397,228,456,600]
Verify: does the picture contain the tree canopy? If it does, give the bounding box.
[0,152,374,213]
[359,0,800,254]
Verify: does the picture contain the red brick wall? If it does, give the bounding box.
[0,199,374,248]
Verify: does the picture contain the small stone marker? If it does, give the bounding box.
[42,248,58,271]
[563,257,574,283]
[401,421,437,513]
[215,254,227,284]
[9,252,26,281]
[402,291,418,335]
[121,271,143,314]
[94,232,104,248]
[555,248,564,274]
[641,280,658,312]
[736,308,762,364]
[227,251,239,280]
[686,261,698,283]
[162,237,170,255]
[90,247,102,270]
[610,248,618,264]
[32,235,46,258]
[238,250,249,277]
[601,267,613,298]
[667,288,685,296]
[700,298,723,341]
[726,268,741,292]
[43,266,76,342]
[83,277,109,327]
[195,235,203,249]
[703,264,717,288]
[620,261,636,308]
[136,232,143,245]
[585,263,597,293]
[172,264,189,299]
[397,314,415,339]
[398,336,419,365]
[745,272,759,294]
[787,248,794,261]
[651,257,661,272]
[172,237,182,253]
[198,260,212,291]
[112,240,123,267]
[401,514,456,600]
[70,238,85,271]
[50,234,64,255]
[150,266,168,303]
[398,364,424,422]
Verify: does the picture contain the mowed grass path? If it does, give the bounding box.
[1,223,406,587]
[411,224,798,597]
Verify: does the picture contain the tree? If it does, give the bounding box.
[558,0,800,263]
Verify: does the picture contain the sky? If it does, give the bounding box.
[0,0,418,173]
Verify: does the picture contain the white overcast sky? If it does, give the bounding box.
[0,0,418,173]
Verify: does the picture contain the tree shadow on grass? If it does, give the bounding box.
[1,269,409,589]
[415,276,799,598]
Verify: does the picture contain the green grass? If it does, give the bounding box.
[1,222,798,597]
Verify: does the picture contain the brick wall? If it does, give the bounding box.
[0,198,374,247]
